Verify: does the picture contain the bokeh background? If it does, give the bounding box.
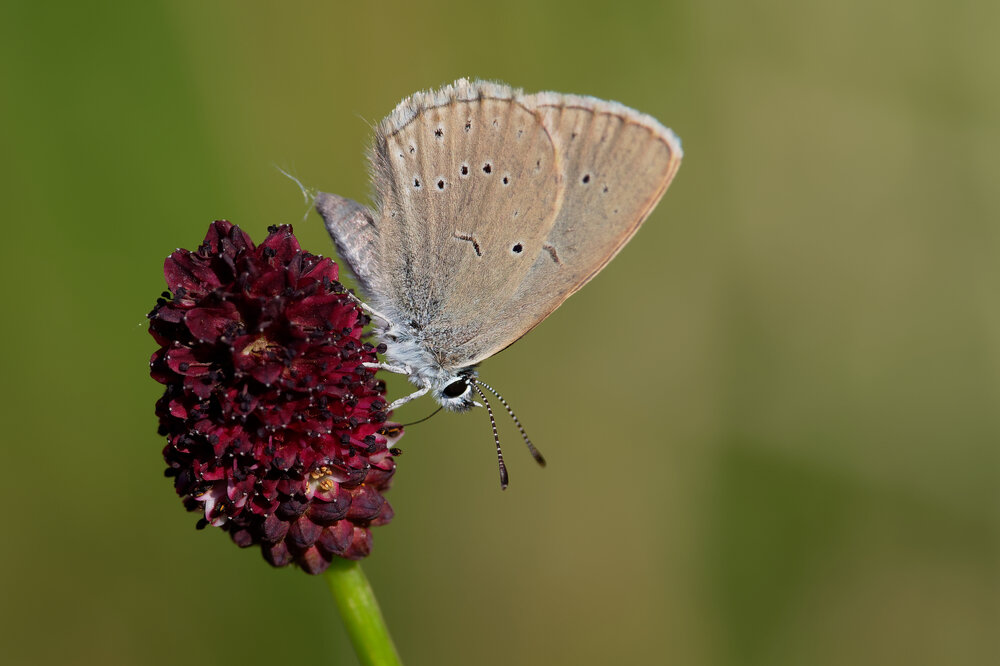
[2,1,997,664]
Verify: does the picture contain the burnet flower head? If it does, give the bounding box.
[149,221,401,574]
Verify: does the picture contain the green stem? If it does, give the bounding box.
[323,558,403,666]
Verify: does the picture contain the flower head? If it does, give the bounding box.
[149,221,400,574]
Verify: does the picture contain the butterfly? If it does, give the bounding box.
[316,79,682,486]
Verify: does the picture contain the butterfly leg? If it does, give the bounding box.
[387,386,430,411]
[363,361,412,375]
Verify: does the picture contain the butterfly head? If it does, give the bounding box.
[433,366,478,411]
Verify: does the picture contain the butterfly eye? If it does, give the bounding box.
[443,380,468,399]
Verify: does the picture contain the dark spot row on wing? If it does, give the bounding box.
[431,118,513,137]
[414,161,503,191]
[397,116,537,160]
[400,147,597,189]
[450,231,561,265]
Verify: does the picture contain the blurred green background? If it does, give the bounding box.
[2,1,997,664]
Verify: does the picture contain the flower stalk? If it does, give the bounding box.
[324,559,403,666]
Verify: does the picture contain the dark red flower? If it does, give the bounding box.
[149,221,401,574]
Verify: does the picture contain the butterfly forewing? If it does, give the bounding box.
[476,95,682,362]
[441,89,683,367]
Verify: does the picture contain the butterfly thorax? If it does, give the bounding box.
[378,324,479,411]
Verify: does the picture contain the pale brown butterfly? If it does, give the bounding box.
[316,78,682,486]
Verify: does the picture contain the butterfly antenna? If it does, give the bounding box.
[471,382,509,490]
[476,380,546,467]
[273,165,317,221]
[400,406,444,427]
